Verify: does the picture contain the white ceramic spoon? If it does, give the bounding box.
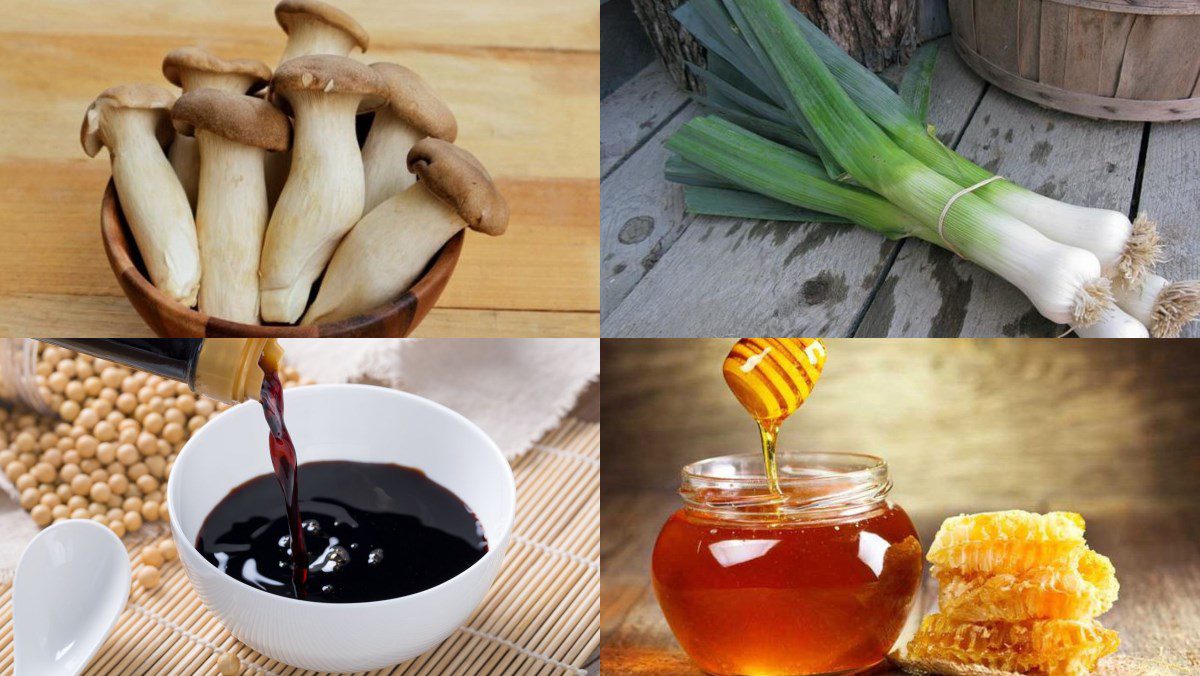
[14,519,130,676]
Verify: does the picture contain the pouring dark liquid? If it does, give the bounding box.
[257,356,308,596]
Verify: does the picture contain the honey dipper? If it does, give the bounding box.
[722,338,827,492]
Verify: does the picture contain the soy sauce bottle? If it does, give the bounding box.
[40,339,283,404]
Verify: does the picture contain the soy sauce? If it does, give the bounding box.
[257,356,308,596]
[195,460,488,603]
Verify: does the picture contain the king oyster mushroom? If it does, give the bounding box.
[161,47,272,210]
[361,62,457,213]
[81,84,201,305]
[259,54,386,323]
[302,139,509,325]
[172,89,291,324]
[274,0,369,65]
[256,90,293,211]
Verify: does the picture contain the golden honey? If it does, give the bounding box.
[652,453,922,676]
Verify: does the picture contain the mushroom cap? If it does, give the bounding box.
[370,63,457,142]
[269,54,387,112]
[275,0,369,53]
[407,139,509,236]
[172,89,292,152]
[81,84,177,157]
[161,47,272,92]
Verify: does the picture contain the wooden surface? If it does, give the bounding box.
[599,42,1200,338]
[600,338,1200,674]
[0,0,599,337]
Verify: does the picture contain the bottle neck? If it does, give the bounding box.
[193,339,283,404]
[42,339,283,404]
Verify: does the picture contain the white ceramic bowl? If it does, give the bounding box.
[167,384,515,672]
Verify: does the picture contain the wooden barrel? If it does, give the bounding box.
[948,0,1200,121]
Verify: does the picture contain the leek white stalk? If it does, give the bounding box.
[728,0,1112,326]
[1071,307,1149,338]
[1113,274,1200,337]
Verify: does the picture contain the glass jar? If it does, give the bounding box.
[0,339,52,414]
[651,452,922,676]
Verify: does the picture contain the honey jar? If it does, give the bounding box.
[652,452,922,675]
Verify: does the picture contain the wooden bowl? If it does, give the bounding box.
[99,179,463,337]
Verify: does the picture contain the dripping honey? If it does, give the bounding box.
[722,338,826,493]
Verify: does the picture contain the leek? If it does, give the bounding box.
[676,0,1158,283]
[692,97,818,154]
[1112,275,1200,338]
[898,42,939,123]
[721,0,1111,326]
[709,0,843,177]
[666,116,918,241]
[1071,306,1150,338]
[684,185,850,224]
[688,64,793,127]
[667,137,1142,338]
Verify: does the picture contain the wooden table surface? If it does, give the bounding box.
[0,0,599,337]
[601,492,1200,675]
[600,40,1200,338]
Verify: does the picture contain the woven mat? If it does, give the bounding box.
[0,418,599,675]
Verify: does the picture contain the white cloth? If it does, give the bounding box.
[0,499,40,584]
[0,338,599,578]
[280,338,599,460]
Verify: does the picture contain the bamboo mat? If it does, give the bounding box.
[0,418,599,675]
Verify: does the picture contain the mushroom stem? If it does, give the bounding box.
[167,133,199,211]
[105,110,201,305]
[264,148,292,211]
[160,49,271,213]
[280,19,358,63]
[362,113,423,213]
[301,183,459,325]
[194,131,269,323]
[260,92,365,323]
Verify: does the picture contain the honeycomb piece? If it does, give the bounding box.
[936,550,1119,622]
[906,614,1119,676]
[928,511,1088,575]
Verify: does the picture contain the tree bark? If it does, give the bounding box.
[629,0,919,91]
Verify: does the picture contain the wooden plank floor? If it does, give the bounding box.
[599,42,1200,337]
[0,0,599,337]
[601,490,1200,675]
